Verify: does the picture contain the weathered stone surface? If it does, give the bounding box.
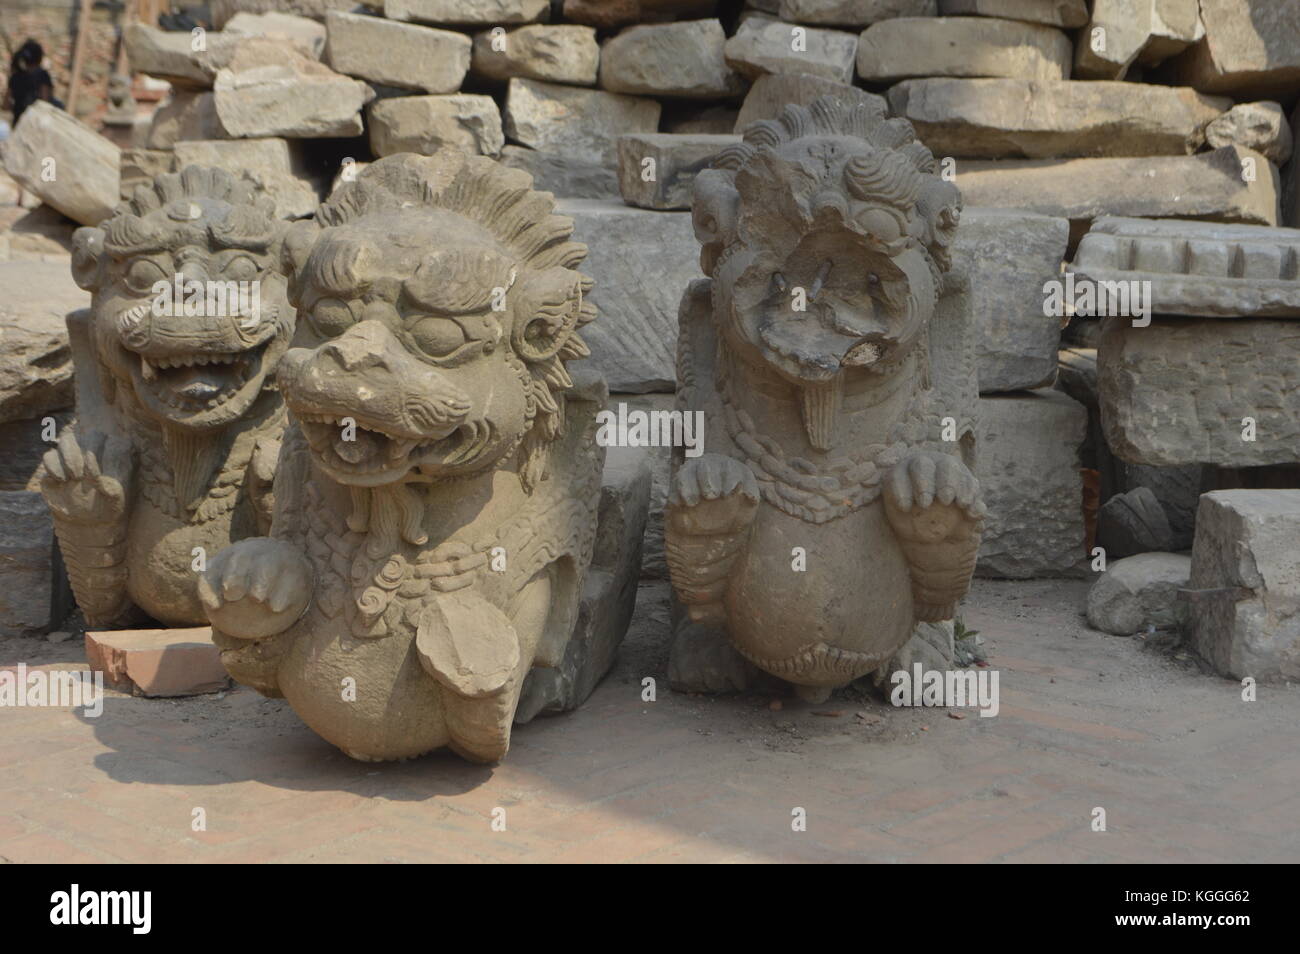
[1087,552,1190,636]
[951,209,1068,393]
[1166,0,1300,99]
[0,262,81,425]
[607,393,673,578]
[85,627,230,696]
[957,147,1279,226]
[600,19,745,99]
[173,139,320,218]
[120,148,176,200]
[617,133,740,210]
[1206,101,1293,165]
[1185,490,1300,683]
[563,0,718,29]
[1097,316,1300,468]
[1075,0,1202,80]
[386,0,549,25]
[734,71,885,129]
[781,0,937,26]
[201,153,608,764]
[472,24,599,86]
[124,23,241,88]
[558,200,696,391]
[146,90,226,149]
[859,17,1071,82]
[724,17,859,83]
[0,491,59,636]
[504,78,660,164]
[325,12,469,93]
[939,0,1087,28]
[1118,462,1204,550]
[369,94,504,157]
[1288,101,1300,230]
[516,445,651,720]
[213,45,374,138]
[1070,217,1300,318]
[889,79,1227,159]
[977,390,1086,578]
[500,145,620,199]
[4,103,119,227]
[224,11,328,57]
[1097,486,1174,558]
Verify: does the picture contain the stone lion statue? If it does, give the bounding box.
[667,96,985,700]
[42,166,293,627]
[199,151,606,764]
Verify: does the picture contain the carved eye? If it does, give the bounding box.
[308,298,357,339]
[220,254,259,283]
[124,257,168,294]
[410,316,468,359]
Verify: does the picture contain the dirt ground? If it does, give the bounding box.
[1,577,1296,863]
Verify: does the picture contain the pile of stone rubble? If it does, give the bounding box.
[0,0,1297,687]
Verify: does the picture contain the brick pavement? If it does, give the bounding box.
[1,578,1296,863]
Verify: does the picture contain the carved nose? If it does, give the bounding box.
[176,260,208,285]
[320,322,389,372]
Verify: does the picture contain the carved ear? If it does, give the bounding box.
[70,227,106,291]
[280,219,321,300]
[511,267,582,363]
[691,170,739,275]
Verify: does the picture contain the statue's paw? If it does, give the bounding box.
[668,620,754,694]
[884,451,985,544]
[667,453,759,536]
[198,538,311,640]
[40,430,135,526]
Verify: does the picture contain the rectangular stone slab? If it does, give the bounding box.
[976,389,1087,578]
[558,200,698,392]
[617,133,741,210]
[1184,490,1300,684]
[1069,217,1300,318]
[890,78,1227,158]
[951,208,1069,393]
[1097,315,1300,467]
[85,626,230,697]
[956,146,1279,226]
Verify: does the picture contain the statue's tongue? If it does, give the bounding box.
[172,364,234,401]
[335,427,382,465]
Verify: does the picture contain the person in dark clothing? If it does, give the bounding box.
[5,40,56,127]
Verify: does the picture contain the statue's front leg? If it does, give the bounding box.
[40,430,138,628]
[884,451,986,622]
[665,453,765,693]
[198,538,313,640]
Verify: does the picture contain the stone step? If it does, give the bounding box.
[84,626,230,697]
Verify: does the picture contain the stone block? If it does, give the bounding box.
[1185,490,1300,683]
[724,17,859,83]
[0,491,59,636]
[889,78,1227,159]
[224,11,328,57]
[781,0,937,26]
[976,389,1087,578]
[1205,101,1293,166]
[0,260,87,424]
[859,16,1072,82]
[617,133,741,210]
[84,626,230,696]
[734,72,885,129]
[499,146,620,199]
[938,0,1086,28]
[472,24,599,86]
[368,94,504,158]
[213,45,374,138]
[559,200,698,391]
[173,139,321,219]
[3,102,119,226]
[1165,0,1300,100]
[600,19,745,99]
[504,78,660,165]
[325,11,470,93]
[146,90,226,150]
[385,0,549,25]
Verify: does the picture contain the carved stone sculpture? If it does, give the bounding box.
[667,97,985,701]
[42,166,293,627]
[199,152,605,764]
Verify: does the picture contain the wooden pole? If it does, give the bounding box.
[65,0,94,118]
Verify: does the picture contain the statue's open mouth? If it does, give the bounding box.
[295,413,492,485]
[131,339,271,415]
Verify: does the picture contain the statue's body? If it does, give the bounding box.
[199,152,604,764]
[42,167,292,627]
[667,98,985,700]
